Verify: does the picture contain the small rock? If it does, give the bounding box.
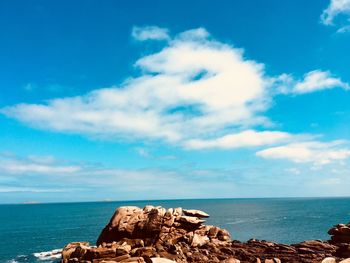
[115,244,131,256]
[191,233,209,247]
[178,216,205,225]
[150,258,176,263]
[220,258,240,263]
[217,229,231,241]
[183,209,210,218]
[321,257,336,263]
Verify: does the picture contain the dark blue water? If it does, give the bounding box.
[1,198,350,262]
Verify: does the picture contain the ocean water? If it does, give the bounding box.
[1,197,350,262]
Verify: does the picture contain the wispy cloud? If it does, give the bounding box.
[135,147,177,160]
[132,26,170,41]
[321,0,350,32]
[0,186,69,193]
[184,130,292,150]
[256,140,350,166]
[0,155,81,174]
[0,153,240,199]
[1,152,349,201]
[135,147,150,157]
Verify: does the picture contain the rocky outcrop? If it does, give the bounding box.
[96,206,219,247]
[329,222,350,258]
[61,205,350,263]
[329,223,350,244]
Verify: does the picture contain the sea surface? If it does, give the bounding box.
[1,197,350,262]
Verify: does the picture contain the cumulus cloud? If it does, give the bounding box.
[293,70,349,94]
[275,70,349,94]
[1,27,349,151]
[132,26,170,41]
[256,141,350,165]
[2,27,276,147]
[321,0,350,31]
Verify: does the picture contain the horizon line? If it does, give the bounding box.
[1,195,350,206]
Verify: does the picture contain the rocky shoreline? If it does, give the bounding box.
[61,205,350,263]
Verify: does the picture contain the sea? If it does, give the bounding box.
[1,197,350,263]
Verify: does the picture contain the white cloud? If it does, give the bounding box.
[285,168,301,175]
[135,147,150,157]
[321,0,350,25]
[0,156,81,174]
[293,70,349,94]
[256,141,350,165]
[1,27,349,151]
[132,26,170,41]
[0,186,67,193]
[184,130,292,150]
[2,27,275,147]
[321,0,350,33]
[0,153,241,199]
[275,70,349,94]
[319,178,341,185]
[337,24,350,32]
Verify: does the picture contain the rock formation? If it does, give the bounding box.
[61,205,350,263]
[328,222,350,258]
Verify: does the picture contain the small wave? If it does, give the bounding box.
[7,254,30,263]
[33,249,62,261]
[226,219,246,225]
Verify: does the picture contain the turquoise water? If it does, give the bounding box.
[1,198,350,262]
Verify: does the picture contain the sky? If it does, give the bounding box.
[1,0,350,203]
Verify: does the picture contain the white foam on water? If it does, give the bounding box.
[33,248,62,261]
[7,254,30,263]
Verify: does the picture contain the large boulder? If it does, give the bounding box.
[96,205,222,247]
[328,222,350,258]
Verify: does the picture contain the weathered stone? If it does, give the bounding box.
[217,229,231,241]
[120,257,145,263]
[172,207,182,216]
[208,226,220,239]
[62,242,90,262]
[191,233,209,247]
[131,246,156,258]
[339,227,350,235]
[115,243,131,256]
[321,257,337,263]
[163,210,175,227]
[183,209,210,218]
[177,216,205,225]
[220,257,240,263]
[150,258,176,263]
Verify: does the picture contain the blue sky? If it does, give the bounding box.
[1,0,350,203]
